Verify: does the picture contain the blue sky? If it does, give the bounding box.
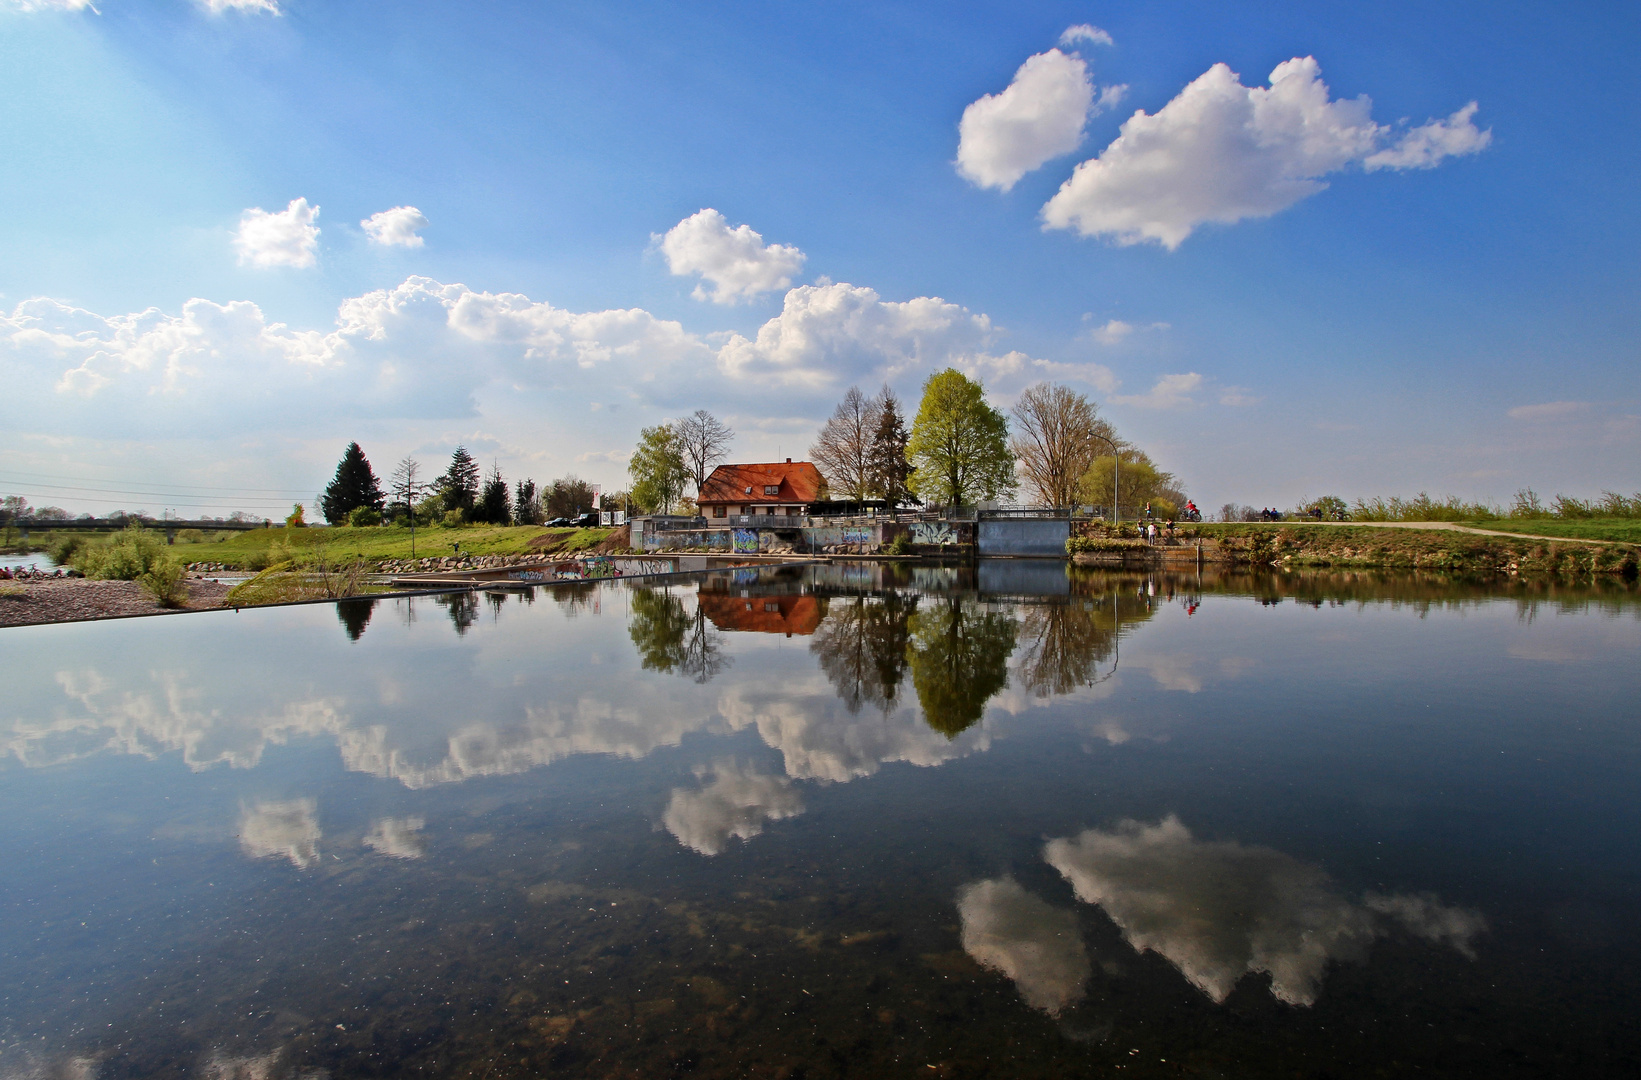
[2,0,1636,518]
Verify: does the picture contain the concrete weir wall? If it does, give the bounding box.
[977,518,1071,556]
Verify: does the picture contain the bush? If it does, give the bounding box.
[175,528,206,544]
[139,555,189,607]
[442,509,465,527]
[49,535,85,565]
[74,525,167,580]
[885,532,913,556]
[348,505,383,527]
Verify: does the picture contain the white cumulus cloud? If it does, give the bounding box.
[361,205,429,248]
[663,761,804,855]
[1059,24,1114,48]
[958,878,1090,1015]
[197,0,280,13]
[659,209,806,304]
[1364,102,1492,170]
[234,197,320,268]
[1042,57,1490,248]
[1112,372,1201,409]
[957,49,1096,192]
[3,1,97,11]
[717,281,1010,390]
[1044,816,1486,1006]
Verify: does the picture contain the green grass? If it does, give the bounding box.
[1461,519,1641,543]
[171,524,617,568]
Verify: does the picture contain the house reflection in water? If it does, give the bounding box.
[696,590,823,636]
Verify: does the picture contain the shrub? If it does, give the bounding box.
[139,555,190,607]
[175,528,206,544]
[348,505,383,527]
[74,525,167,580]
[442,509,465,527]
[49,535,85,565]
[885,532,912,556]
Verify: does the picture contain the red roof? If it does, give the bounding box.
[697,461,826,506]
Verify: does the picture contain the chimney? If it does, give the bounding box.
[785,457,791,463]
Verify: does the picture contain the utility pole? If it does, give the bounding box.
[1091,434,1120,523]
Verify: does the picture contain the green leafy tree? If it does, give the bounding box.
[321,442,386,525]
[906,369,1015,508]
[629,423,689,514]
[906,597,1018,737]
[628,588,729,683]
[545,476,598,519]
[1080,449,1184,519]
[438,446,481,515]
[472,462,511,524]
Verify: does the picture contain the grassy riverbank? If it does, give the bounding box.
[153,524,619,569]
[1193,523,1639,575]
[1458,518,1641,543]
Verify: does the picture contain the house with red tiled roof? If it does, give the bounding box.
[696,459,827,521]
[697,592,823,636]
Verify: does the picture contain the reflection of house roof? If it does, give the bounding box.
[698,461,825,505]
[697,592,823,636]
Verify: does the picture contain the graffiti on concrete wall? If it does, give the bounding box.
[910,521,958,546]
[732,529,759,554]
[613,558,674,577]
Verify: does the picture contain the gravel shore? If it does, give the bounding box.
[0,577,234,628]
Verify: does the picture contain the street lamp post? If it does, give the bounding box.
[1091,434,1120,523]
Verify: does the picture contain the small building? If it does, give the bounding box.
[696,459,827,521]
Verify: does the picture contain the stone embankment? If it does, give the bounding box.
[375,552,564,574]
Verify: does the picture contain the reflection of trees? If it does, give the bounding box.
[335,598,376,642]
[628,588,731,684]
[433,591,480,636]
[810,592,917,714]
[907,597,1018,737]
[1016,593,1158,697]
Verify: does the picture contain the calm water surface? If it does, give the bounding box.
[1,564,1638,1078]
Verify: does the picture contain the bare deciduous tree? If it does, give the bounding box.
[675,410,735,496]
[810,386,882,500]
[1009,383,1113,509]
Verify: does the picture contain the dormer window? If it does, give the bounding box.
[763,485,780,496]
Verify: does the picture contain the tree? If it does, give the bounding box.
[628,423,689,514]
[809,592,916,714]
[906,368,1015,508]
[628,588,730,684]
[1080,448,1185,519]
[810,387,881,500]
[513,479,542,525]
[1010,383,1113,509]
[545,476,598,519]
[321,442,386,524]
[437,446,481,516]
[675,410,735,496]
[867,386,914,509]
[473,462,511,524]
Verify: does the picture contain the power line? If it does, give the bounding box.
[0,481,307,503]
[0,469,313,494]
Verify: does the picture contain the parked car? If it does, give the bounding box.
[546,516,569,527]
[574,512,601,527]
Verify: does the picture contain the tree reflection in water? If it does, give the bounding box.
[1015,590,1159,697]
[335,597,377,642]
[907,597,1018,737]
[627,587,731,684]
[433,591,480,636]
[810,592,918,714]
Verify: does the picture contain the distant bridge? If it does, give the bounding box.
[5,518,273,543]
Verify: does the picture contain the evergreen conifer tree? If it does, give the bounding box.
[475,463,511,524]
[321,442,386,524]
[439,446,481,515]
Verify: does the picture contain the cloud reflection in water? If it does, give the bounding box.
[1044,816,1485,1006]
[957,878,1090,1015]
[663,761,804,855]
[238,800,321,869]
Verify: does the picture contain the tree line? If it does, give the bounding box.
[318,442,619,527]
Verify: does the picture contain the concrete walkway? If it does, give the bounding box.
[1274,520,1614,545]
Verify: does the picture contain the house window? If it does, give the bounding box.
[713,505,726,518]
[763,485,780,496]
[787,506,800,516]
